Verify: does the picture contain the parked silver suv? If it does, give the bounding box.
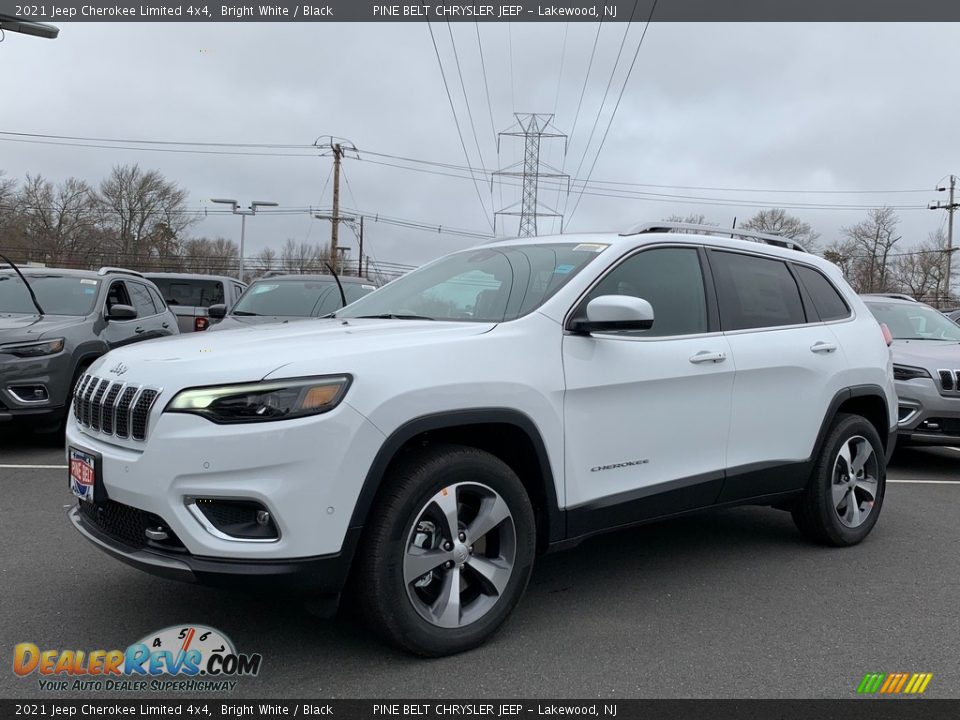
[862,295,960,446]
[143,273,246,333]
[0,265,178,430]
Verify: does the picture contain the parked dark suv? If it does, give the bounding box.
[0,266,179,429]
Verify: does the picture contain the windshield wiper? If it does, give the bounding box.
[232,310,260,316]
[354,313,435,321]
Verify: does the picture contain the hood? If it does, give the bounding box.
[88,318,495,389]
[207,315,314,331]
[0,313,81,343]
[892,339,960,369]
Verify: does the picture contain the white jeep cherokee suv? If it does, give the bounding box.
[67,222,897,656]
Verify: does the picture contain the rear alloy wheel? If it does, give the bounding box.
[356,444,535,656]
[792,413,886,546]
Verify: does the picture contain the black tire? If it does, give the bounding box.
[792,413,886,546]
[355,443,536,656]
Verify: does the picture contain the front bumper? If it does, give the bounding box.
[894,377,960,446]
[65,400,385,563]
[70,506,360,591]
[0,351,72,423]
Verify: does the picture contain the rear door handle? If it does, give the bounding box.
[810,341,837,354]
[689,351,727,364]
[134,326,145,335]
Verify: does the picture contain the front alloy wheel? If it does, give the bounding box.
[404,482,516,628]
[356,444,536,656]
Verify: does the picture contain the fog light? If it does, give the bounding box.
[187,498,279,541]
[8,385,48,403]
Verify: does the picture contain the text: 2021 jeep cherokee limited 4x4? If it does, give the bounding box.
[66,223,897,656]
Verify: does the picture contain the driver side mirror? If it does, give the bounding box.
[208,304,227,319]
[105,304,137,321]
[569,295,655,335]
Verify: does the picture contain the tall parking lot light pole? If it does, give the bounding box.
[211,199,278,280]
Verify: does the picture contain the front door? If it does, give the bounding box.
[562,245,735,536]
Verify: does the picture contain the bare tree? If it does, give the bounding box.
[180,237,238,276]
[253,247,278,277]
[16,175,99,265]
[96,164,194,264]
[838,208,902,293]
[280,239,327,274]
[740,208,820,252]
[892,229,950,305]
[662,213,716,231]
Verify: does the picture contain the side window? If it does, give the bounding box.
[127,281,158,317]
[105,281,131,313]
[583,247,708,337]
[233,284,245,303]
[147,286,167,312]
[793,265,851,322]
[710,251,805,331]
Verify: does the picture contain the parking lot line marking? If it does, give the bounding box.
[888,478,959,485]
[0,464,67,469]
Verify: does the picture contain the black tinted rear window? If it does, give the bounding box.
[148,278,224,308]
[710,251,806,331]
[794,265,850,321]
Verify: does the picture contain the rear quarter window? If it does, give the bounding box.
[793,265,851,321]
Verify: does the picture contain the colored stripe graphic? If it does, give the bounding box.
[857,672,932,694]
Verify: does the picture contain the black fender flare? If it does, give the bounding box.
[347,408,565,544]
[810,384,892,463]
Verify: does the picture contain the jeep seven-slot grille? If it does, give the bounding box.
[937,370,960,394]
[72,374,161,441]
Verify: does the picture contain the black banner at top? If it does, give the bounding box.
[0,0,959,22]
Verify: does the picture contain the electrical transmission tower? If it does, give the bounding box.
[493,113,569,237]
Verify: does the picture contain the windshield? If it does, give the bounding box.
[0,273,100,316]
[337,243,606,322]
[232,279,374,317]
[148,278,224,308]
[864,301,960,341]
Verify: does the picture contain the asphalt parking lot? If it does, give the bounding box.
[1,429,958,699]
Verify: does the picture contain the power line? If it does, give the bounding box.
[446,22,490,169]
[564,21,604,178]
[422,16,495,231]
[564,0,641,219]
[0,130,936,195]
[567,0,659,227]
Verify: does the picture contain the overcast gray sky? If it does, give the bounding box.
[1,22,957,266]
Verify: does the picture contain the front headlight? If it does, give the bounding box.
[165,375,351,424]
[0,338,65,358]
[893,364,931,381]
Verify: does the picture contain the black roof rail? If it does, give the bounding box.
[621,221,807,253]
[97,266,145,278]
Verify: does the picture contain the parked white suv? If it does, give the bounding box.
[66,223,897,656]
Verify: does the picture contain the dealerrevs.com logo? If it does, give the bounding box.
[13,625,262,692]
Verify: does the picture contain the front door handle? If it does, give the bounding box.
[810,341,837,354]
[689,350,727,364]
[134,326,145,335]
[161,322,170,329]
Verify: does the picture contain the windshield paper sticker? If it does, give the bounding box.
[572,243,609,253]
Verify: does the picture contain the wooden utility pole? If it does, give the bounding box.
[358,215,364,278]
[330,143,343,269]
[929,174,958,304]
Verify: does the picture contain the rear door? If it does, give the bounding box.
[708,249,849,501]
